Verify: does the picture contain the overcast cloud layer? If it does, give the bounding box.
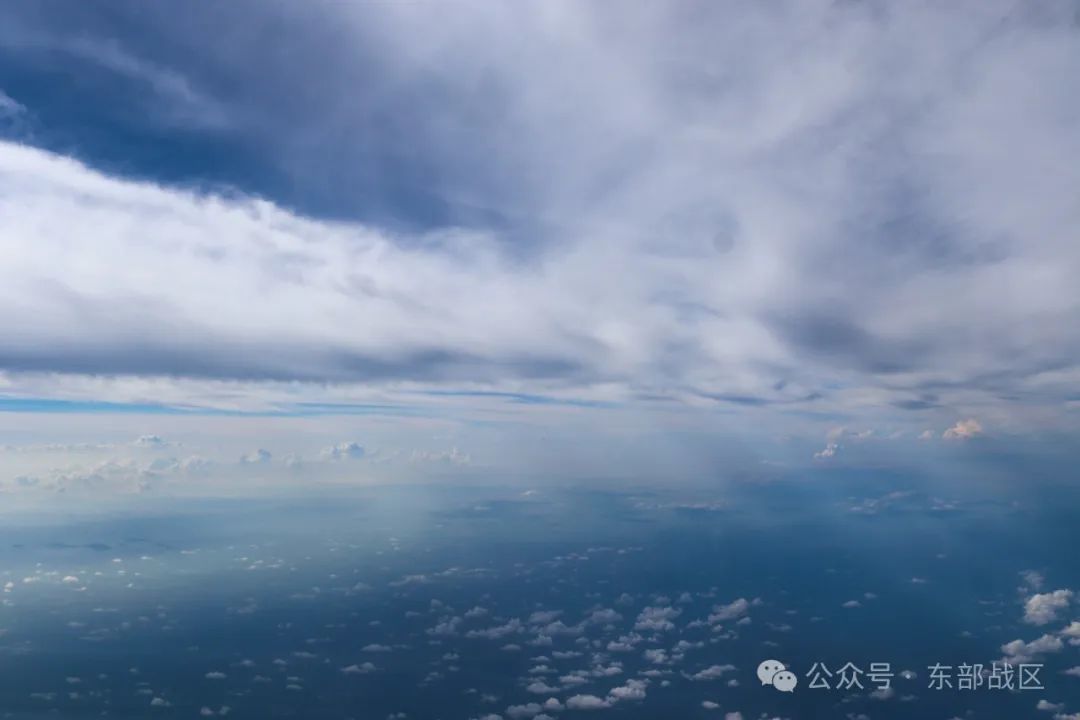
[1,0,1079,431]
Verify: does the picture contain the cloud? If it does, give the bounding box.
[1001,634,1064,665]
[1024,589,1073,626]
[606,679,647,702]
[0,88,26,121]
[708,598,750,623]
[505,703,543,719]
[340,662,376,675]
[321,442,366,461]
[634,605,681,632]
[240,449,272,464]
[690,665,737,681]
[565,695,611,710]
[943,419,983,440]
[813,442,839,460]
[0,0,1078,428]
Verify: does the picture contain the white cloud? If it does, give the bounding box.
[505,703,543,719]
[340,662,377,674]
[1024,589,1073,626]
[0,0,1077,470]
[634,605,681,632]
[240,449,272,464]
[1001,634,1064,664]
[813,442,839,460]
[321,442,366,461]
[3,0,1080,430]
[690,665,736,681]
[943,419,983,440]
[607,679,648,702]
[708,598,749,623]
[565,694,611,710]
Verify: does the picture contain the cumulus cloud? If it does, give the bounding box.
[1001,634,1065,665]
[340,662,377,674]
[240,449,272,464]
[635,605,682,632]
[505,703,543,719]
[565,695,611,710]
[1024,590,1073,626]
[943,419,983,440]
[690,665,737,681]
[708,599,750,623]
[813,442,839,460]
[321,442,366,461]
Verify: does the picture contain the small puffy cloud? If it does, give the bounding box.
[587,608,622,624]
[813,442,839,460]
[607,679,647,702]
[204,671,226,679]
[708,598,749,623]
[321,442,366,461]
[702,700,719,709]
[527,610,562,625]
[1002,634,1064,664]
[690,664,736,681]
[1021,570,1046,592]
[634,605,681,632]
[565,694,611,710]
[505,703,543,719]
[240,449,272,464]
[340,662,377,674]
[943,419,983,440]
[1024,589,1073,625]
[1038,700,1065,712]
[466,618,522,639]
[134,435,168,448]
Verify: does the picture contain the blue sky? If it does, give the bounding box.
[1,0,1079,495]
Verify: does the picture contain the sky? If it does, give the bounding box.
[1,0,1080,497]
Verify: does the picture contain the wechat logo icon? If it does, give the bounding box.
[758,659,797,693]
